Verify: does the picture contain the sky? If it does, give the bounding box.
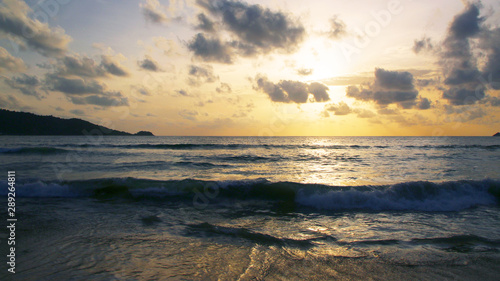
[0,0,499,136]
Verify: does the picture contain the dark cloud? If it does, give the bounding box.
[308,82,330,102]
[279,80,309,103]
[100,56,129,77]
[140,0,168,24]
[0,94,32,111]
[296,68,313,76]
[4,74,43,99]
[449,3,483,39]
[416,79,436,88]
[412,37,433,53]
[177,89,189,96]
[188,33,232,63]
[374,68,414,90]
[254,75,330,103]
[417,97,432,110]
[55,55,130,78]
[45,74,128,107]
[69,94,128,107]
[0,46,26,73]
[346,68,425,109]
[188,64,218,86]
[442,87,485,105]
[437,3,486,105]
[138,56,161,72]
[46,75,104,95]
[58,55,104,77]
[193,0,305,61]
[196,13,216,32]
[325,102,351,115]
[328,16,346,39]
[480,28,500,90]
[69,109,85,116]
[0,0,71,57]
[198,0,305,51]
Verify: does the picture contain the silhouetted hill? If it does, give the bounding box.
[494,132,500,137]
[0,109,153,136]
[134,131,154,136]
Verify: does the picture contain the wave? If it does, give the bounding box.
[2,178,499,212]
[5,143,498,154]
[186,222,318,248]
[0,147,69,154]
[58,143,500,151]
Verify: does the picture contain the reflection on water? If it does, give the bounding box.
[0,136,498,185]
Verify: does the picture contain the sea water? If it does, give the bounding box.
[0,136,499,280]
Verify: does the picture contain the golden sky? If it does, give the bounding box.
[0,0,499,136]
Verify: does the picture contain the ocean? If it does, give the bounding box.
[1,136,499,280]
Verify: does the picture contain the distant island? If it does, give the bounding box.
[494,132,500,137]
[0,109,154,136]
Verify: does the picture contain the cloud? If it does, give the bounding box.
[308,82,330,102]
[153,36,180,56]
[353,108,376,118]
[216,82,232,93]
[138,56,161,72]
[346,68,427,109]
[45,74,128,107]
[198,0,305,50]
[46,74,104,95]
[480,28,500,90]
[431,3,490,105]
[377,107,400,115]
[100,55,129,77]
[4,74,43,99]
[443,104,487,122]
[374,68,414,90]
[140,0,168,24]
[54,55,130,78]
[188,33,232,63]
[296,68,313,76]
[188,64,218,86]
[328,16,346,39]
[325,101,351,115]
[0,94,31,111]
[196,13,216,32]
[254,75,330,103]
[412,37,433,53]
[57,55,104,77]
[0,0,71,57]
[69,94,128,107]
[442,87,485,105]
[279,80,309,103]
[69,109,85,116]
[178,109,198,121]
[0,46,26,73]
[192,0,305,62]
[176,89,189,96]
[417,97,432,109]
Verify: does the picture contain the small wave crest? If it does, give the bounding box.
[0,147,69,154]
[1,178,498,212]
